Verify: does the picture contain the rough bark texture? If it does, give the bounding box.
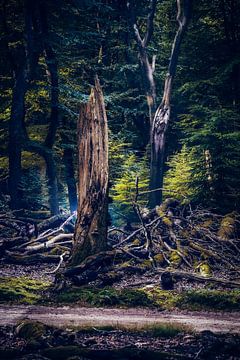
[149,0,192,207]
[71,77,109,266]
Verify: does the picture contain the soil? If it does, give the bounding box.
[0,322,239,360]
[0,305,239,334]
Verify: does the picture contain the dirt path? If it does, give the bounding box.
[0,305,239,333]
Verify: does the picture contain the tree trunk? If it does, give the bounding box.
[128,0,157,124]
[71,77,109,266]
[8,56,27,210]
[149,0,192,207]
[22,140,59,215]
[63,148,78,213]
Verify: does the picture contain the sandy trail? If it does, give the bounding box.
[0,305,239,334]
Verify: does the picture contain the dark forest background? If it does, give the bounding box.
[0,0,240,223]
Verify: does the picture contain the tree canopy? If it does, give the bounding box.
[0,0,240,218]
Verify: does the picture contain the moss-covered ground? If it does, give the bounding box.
[0,276,239,311]
[0,276,51,304]
[55,286,240,311]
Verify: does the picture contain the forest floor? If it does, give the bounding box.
[0,304,239,333]
[0,264,240,359]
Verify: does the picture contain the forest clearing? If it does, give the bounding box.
[0,0,240,359]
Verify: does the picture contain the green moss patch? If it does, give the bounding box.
[16,320,45,340]
[0,276,51,304]
[144,287,240,311]
[56,287,152,307]
[56,286,240,311]
[175,289,240,311]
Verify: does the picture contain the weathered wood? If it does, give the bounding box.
[25,233,73,252]
[71,77,109,265]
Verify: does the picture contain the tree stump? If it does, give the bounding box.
[160,271,174,290]
[71,77,109,265]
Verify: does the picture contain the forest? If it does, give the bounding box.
[0,0,240,359]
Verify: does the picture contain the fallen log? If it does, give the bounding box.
[127,269,240,289]
[4,251,60,264]
[38,214,70,233]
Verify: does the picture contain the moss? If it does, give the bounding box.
[144,288,177,309]
[16,320,45,340]
[162,216,173,226]
[198,263,212,277]
[0,276,51,304]
[143,323,192,337]
[153,253,165,266]
[169,251,181,266]
[139,259,152,269]
[143,287,240,311]
[132,239,141,246]
[55,285,240,311]
[118,260,133,269]
[218,214,236,240]
[176,289,240,311]
[56,287,152,307]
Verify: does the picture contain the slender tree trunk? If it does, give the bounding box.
[71,77,109,266]
[149,0,192,207]
[8,63,27,209]
[38,0,60,213]
[63,148,78,213]
[2,1,26,210]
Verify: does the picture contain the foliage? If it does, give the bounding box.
[164,145,206,204]
[0,0,240,214]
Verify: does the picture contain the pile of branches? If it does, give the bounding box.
[0,211,75,270]
[65,195,240,288]
[1,196,240,288]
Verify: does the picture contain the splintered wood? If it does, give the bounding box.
[72,77,109,265]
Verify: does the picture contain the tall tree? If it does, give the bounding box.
[3,0,60,214]
[129,0,192,207]
[150,0,192,206]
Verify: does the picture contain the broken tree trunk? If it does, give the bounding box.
[70,77,109,266]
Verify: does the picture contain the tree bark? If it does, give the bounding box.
[149,0,192,207]
[63,147,78,213]
[128,0,157,124]
[8,62,27,210]
[71,77,109,266]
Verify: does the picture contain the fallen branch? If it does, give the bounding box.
[25,233,73,252]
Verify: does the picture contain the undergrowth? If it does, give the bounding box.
[0,276,50,304]
[0,276,239,311]
[55,286,240,311]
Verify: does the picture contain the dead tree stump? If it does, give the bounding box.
[71,77,109,266]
